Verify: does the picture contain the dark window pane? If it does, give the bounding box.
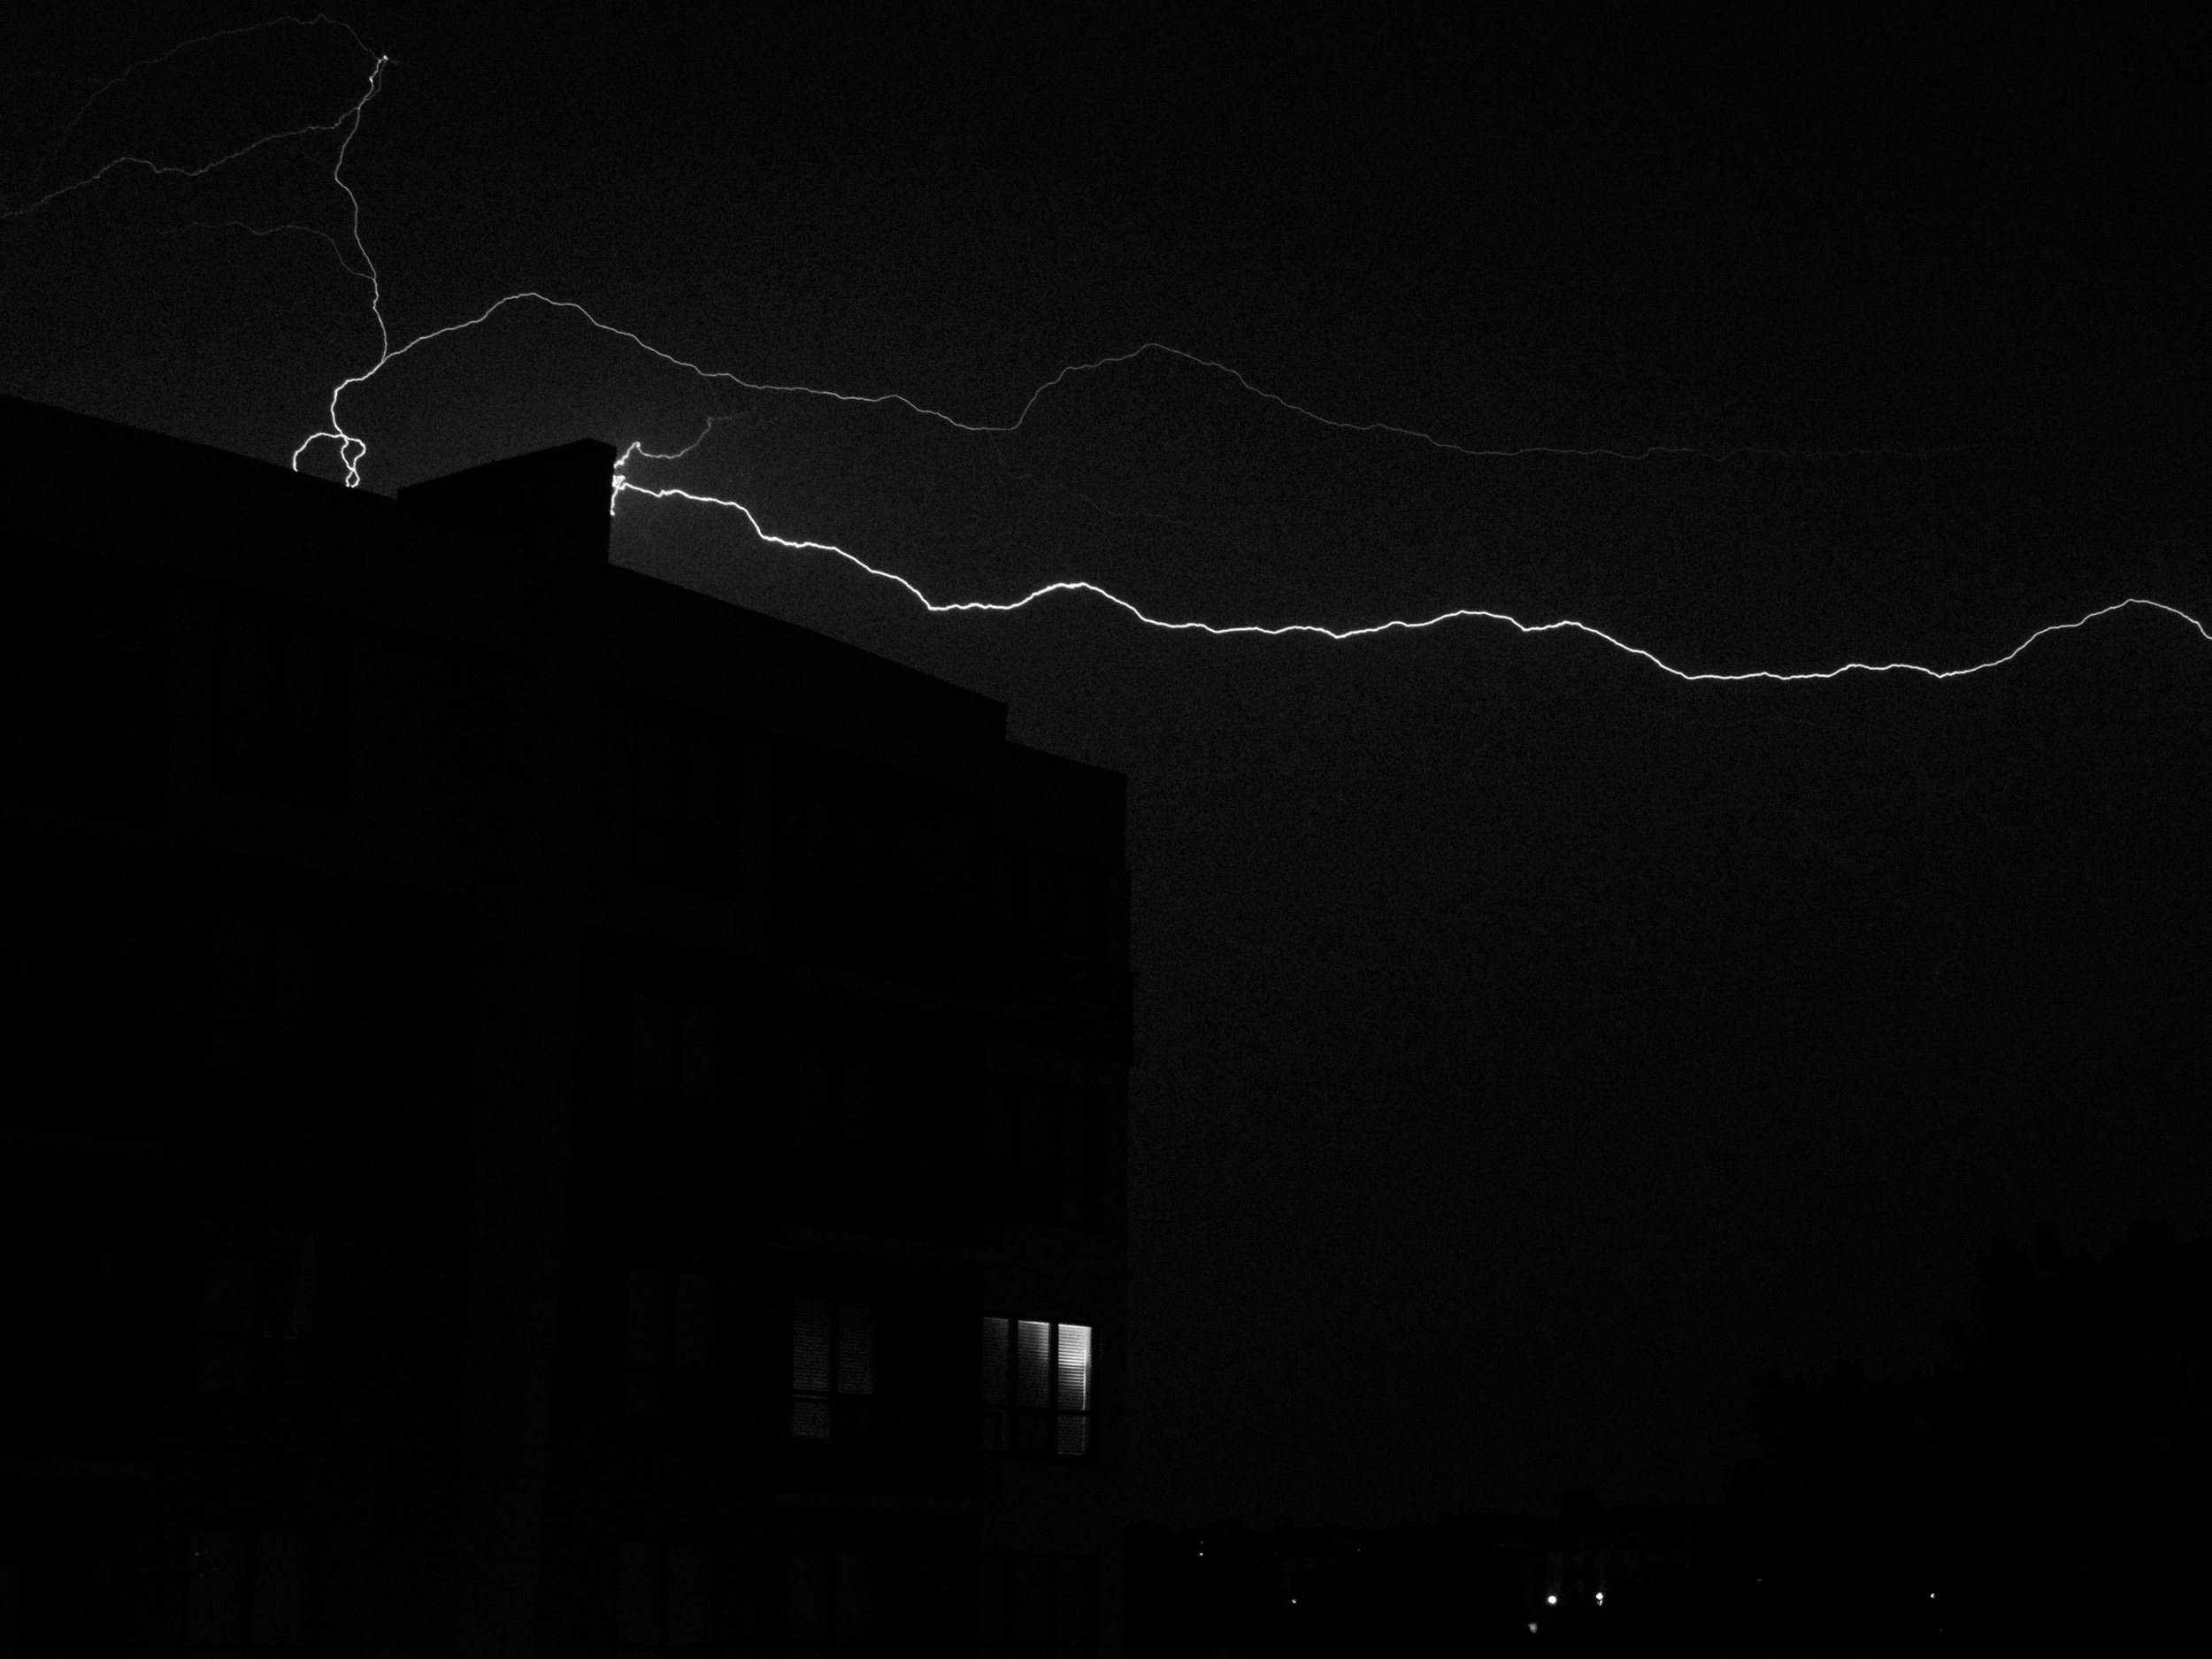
[684,733,733,853]
[66,708,140,808]
[1056,1557,1098,1655]
[616,1543,662,1645]
[835,1302,873,1396]
[987,843,1019,928]
[217,609,343,804]
[1022,854,1057,942]
[785,1047,835,1141]
[670,1271,717,1372]
[215,724,273,787]
[624,1270,668,1368]
[196,1225,256,1341]
[1013,1555,1053,1645]
[257,1228,318,1343]
[845,808,885,900]
[678,1002,723,1105]
[630,995,676,1097]
[831,1550,872,1642]
[1018,1087,1056,1219]
[219,617,277,734]
[250,1532,310,1645]
[792,1298,832,1394]
[634,718,682,879]
[666,1543,712,1646]
[267,1341,316,1394]
[186,1531,247,1647]
[0,1558,25,1658]
[788,1550,828,1643]
[196,1336,254,1394]
[1060,1094,1099,1225]
[0,611,57,789]
[837,1055,875,1148]
[977,1555,1010,1644]
[624,1371,666,1420]
[980,1317,1009,1407]
[1063,865,1098,956]
[280,629,343,745]
[802,793,841,896]
[267,926,329,1043]
[206,915,265,1035]
[636,721,681,828]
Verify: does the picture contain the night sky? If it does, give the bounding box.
[4,9,2206,1524]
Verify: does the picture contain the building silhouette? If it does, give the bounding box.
[0,394,1129,1655]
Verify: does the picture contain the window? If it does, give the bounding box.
[621,1266,720,1425]
[987,847,1105,996]
[632,714,737,887]
[1,914,160,1132]
[978,1555,1097,1659]
[984,1079,1100,1227]
[0,583,165,822]
[626,988,730,1156]
[204,913,334,1095]
[0,927,37,1105]
[195,1221,319,1398]
[773,1043,880,1225]
[785,1548,873,1658]
[0,1553,27,1657]
[616,1540,714,1655]
[213,603,346,805]
[774,764,977,969]
[980,1318,1091,1458]
[790,1297,873,1440]
[185,1531,311,1654]
[781,1045,879,1151]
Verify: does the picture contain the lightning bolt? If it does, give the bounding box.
[609,471,2212,684]
[9,17,2208,685]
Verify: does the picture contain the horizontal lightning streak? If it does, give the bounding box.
[14,19,2210,686]
[612,478,2212,682]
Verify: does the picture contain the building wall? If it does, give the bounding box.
[0,394,1126,1655]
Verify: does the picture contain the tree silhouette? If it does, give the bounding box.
[1734,1222,2210,1648]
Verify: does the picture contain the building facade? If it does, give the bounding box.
[0,394,1128,1655]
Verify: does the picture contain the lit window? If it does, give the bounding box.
[981,1316,1092,1457]
[186,1530,310,1654]
[791,1297,874,1440]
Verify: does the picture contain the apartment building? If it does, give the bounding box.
[0,393,1128,1656]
